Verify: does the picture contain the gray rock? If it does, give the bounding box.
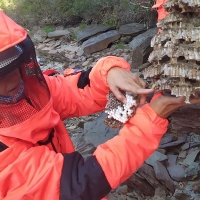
[160,134,176,145]
[190,142,200,148]
[170,105,200,133]
[167,164,186,182]
[119,36,132,43]
[137,163,168,192]
[84,112,120,147]
[77,24,115,42]
[154,187,167,199]
[138,62,151,72]
[173,189,191,200]
[82,30,120,55]
[167,154,178,166]
[146,151,167,167]
[48,30,70,39]
[129,28,158,68]
[190,133,200,143]
[183,150,200,166]
[126,173,155,196]
[159,137,186,149]
[76,141,96,155]
[181,143,190,151]
[153,161,175,192]
[192,180,200,194]
[116,185,128,195]
[119,23,146,36]
[188,147,198,155]
[185,162,200,178]
[32,30,47,43]
[179,151,187,158]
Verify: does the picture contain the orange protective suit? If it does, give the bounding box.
[0,11,168,200]
[153,0,169,22]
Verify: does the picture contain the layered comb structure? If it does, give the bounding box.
[143,0,200,103]
[104,91,137,129]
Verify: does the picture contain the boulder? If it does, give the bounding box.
[82,30,120,55]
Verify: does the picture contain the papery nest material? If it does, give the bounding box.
[104,91,137,129]
[143,0,200,104]
[164,0,200,13]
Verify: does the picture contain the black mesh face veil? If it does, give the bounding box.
[0,36,51,128]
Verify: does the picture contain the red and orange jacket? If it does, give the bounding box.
[153,0,169,22]
[0,11,168,200]
[153,0,169,34]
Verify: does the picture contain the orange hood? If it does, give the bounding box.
[0,98,60,144]
[0,11,27,52]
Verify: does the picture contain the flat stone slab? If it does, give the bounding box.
[84,112,120,147]
[154,161,174,192]
[129,28,157,68]
[47,30,70,38]
[146,151,167,167]
[119,23,146,36]
[129,28,158,51]
[77,24,115,42]
[183,150,200,166]
[82,30,120,55]
[159,137,186,149]
[167,164,186,182]
[160,134,176,145]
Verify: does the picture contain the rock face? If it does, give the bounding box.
[170,104,200,134]
[129,27,158,68]
[143,0,200,104]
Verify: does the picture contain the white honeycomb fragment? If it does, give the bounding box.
[104,91,137,128]
[105,93,137,123]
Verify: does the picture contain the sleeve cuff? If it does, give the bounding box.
[90,56,131,87]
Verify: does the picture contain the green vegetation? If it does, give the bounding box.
[0,0,155,29]
[42,25,55,34]
[0,0,15,10]
[115,42,125,49]
[78,23,87,30]
[70,31,77,40]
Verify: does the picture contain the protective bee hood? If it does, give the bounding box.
[0,11,50,128]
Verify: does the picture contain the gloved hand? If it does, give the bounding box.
[107,67,154,105]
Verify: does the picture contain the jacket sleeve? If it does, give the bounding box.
[0,145,63,200]
[0,144,111,200]
[45,56,130,120]
[0,144,110,200]
[0,104,168,200]
[93,103,168,189]
[58,104,168,199]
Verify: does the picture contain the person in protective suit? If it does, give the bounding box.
[152,0,169,33]
[0,11,198,200]
[153,0,169,22]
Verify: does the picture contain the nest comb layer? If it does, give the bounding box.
[149,42,200,62]
[143,0,200,103]
[164,0,200,13]
[151,28,200,44]
[157,12,200,30]
[104,91,137,129]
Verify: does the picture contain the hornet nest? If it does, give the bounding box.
[143,0,200,104]
[104,91,137,129]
